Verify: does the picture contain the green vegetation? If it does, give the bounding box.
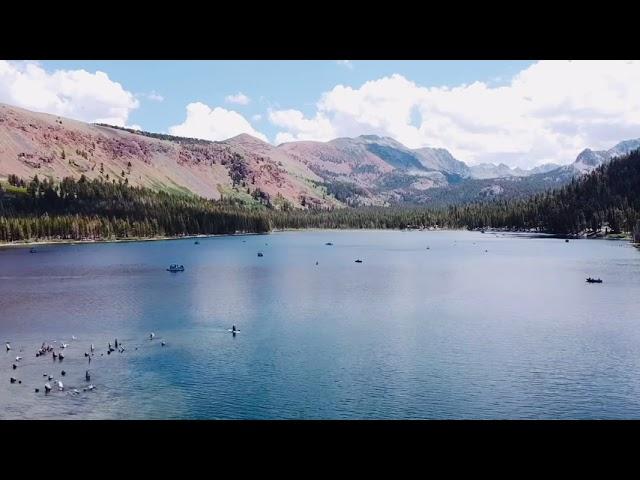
[0,175,270,243]
[268,149,640,235]
[1,148,638,243]
[94,123,216,146]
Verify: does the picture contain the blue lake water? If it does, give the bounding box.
[1,230,639,419]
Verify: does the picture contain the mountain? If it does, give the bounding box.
[413,147,471,178]
[563,138,640,174]
[277,135,457,206]
[0,103,336,209]
[2,102,638,210]
[468,162,561,179]
[474,147,640,234]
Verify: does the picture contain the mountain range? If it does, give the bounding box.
[1,103,638,208]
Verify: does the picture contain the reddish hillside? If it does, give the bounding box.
[0,103,336,209]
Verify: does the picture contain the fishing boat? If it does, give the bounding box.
[325,242,333,246]
[354,259,363,263]
[586,277,603,283]
[167,264,185,272]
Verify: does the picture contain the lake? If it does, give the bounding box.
[1,230,639,419]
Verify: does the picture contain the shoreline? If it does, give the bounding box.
[0,231,267,249]
[1,227,636,249]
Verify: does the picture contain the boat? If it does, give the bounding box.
[586,277,603,283]
[167,264,185,272]
[354,259,363,263]
[325,242,333,246]
[257,252,264,257]
[194,241,200,245]
[30,248,37,253]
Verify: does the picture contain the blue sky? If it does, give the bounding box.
[2,60,639,168]
[41,60,535,136]
[40,60,533,138]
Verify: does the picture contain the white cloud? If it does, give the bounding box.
[169,102,268,142]
[252,114,262,121]
[144,91,164,102]
[225,92,251,105]
[269,61,640,168]
[269,109,337,144]
[0,60,139,127]
[336,60,354,70]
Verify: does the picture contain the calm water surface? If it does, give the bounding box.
[1,230,639,419]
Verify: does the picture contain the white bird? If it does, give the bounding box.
[61,343,68,349]
[57,381,64,391]
[44,383,52,393]
[90,343,95,352]
[15,356,22,362]
[71,336,77,340]
[5,343,11,351]
[149,332,155,340]
[58,352,65,360]
[72,389,80,395]
[83,384,95,392]
[161,341,166,347]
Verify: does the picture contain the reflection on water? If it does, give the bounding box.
[1,230,640,419]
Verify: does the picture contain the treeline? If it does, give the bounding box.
[268,148,640,235]
[0,175,270,242]
[1,148,638,242]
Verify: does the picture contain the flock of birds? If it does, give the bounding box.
[5,331,170,397]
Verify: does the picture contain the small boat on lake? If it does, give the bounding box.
[325,242,333,246]
[30,248,37,253]
[194,241,200,245]
[586,277,603,283]
[257,252,264,257]
[167,264,185,272]
[355,259,363,263]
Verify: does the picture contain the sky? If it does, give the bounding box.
[1,60,639,168]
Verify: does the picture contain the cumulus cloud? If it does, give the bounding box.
[269,61,640,167]
[225,92,251,105]
[0,60,139,127]
[270,109,337,144]
[169,102,268,142]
